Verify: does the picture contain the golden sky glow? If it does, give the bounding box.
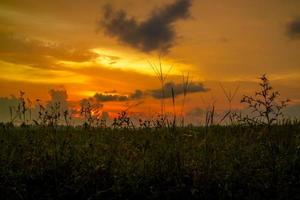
[0,0,300,121]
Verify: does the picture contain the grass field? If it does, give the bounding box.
[1,124,300,200]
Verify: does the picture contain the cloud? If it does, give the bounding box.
[149,81,209,99]
[286,18,300,39]
[99,0,192,53]
[0,96,19,122]
[47,88,69,111]
[93,82,207,102]
[49,88,68,102]
[104,90,117,94]
[94,93,129,102]
[129,89,144,99]
[80,98,104,110]
[93,90,144,102]
[0,31,98,67]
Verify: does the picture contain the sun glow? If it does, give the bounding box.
[91,48,186,76]
[55,47,194,79]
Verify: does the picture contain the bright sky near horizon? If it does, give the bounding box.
[0,0,300,121]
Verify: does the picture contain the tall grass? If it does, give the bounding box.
[148,57,172,125]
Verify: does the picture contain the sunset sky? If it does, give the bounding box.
[0,0,300,122]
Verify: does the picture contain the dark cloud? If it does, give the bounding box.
[287,18,300,39]
[80,98,104,110]
[129,90,144,99]
[99,0,192,53]
[94,90,144,102]
[93,82,207,102]
[0,31,98,67]
[149,81,209,99]
[104,90,117,94]
[94,93,129,102]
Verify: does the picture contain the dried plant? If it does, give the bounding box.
[171,87,176,128]
[219,82,240,124]
[112,101,142,129]
[63,110,71,127]
[7,91,32,126]
[139,118,152,129]
[80,99,103,129]
[148,56,172,125]
[180,72,190,126]
[112,111,132,129]
[239,74,290,127]
[33,99,71,128]
[17,91,27,125]
[200,95,217,127]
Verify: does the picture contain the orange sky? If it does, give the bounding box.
[0,0,300,121]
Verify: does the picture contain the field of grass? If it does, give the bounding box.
[1,124,300,200]
[0,75,299,199]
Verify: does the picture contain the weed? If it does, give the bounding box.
[238,74,290,127]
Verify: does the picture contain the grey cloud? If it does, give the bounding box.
[80,98,104,110]
[94,93,129,102]
[287,18,300,39]
[94,81,208,101]
[94,90,144,102]
[149,81,209,99]
[104,90,117,94]
[129,90,144,99]
[99,0,192,53]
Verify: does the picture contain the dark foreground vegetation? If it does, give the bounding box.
[1,124,300,200]
[0,75,299,199]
